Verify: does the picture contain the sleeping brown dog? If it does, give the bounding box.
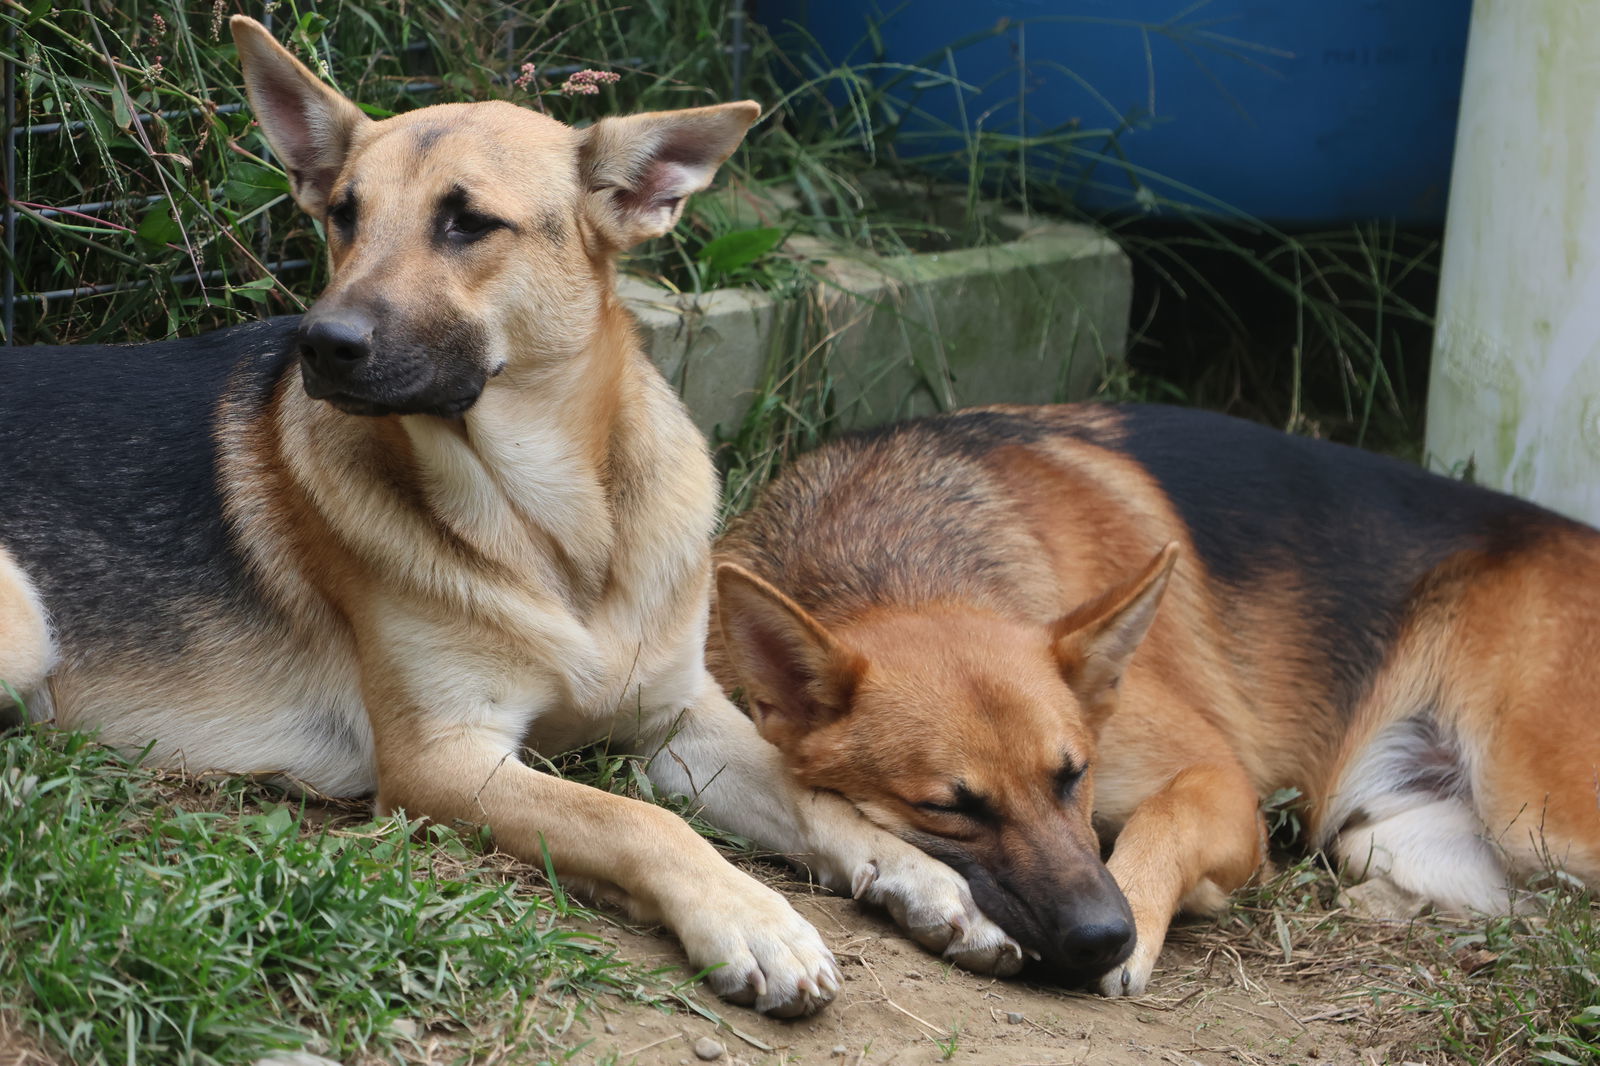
[712,403,1600,994]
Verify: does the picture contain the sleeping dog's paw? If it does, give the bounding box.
[851,851,1024,976]
[1094,943,1156,997]
[668,872,840,1017]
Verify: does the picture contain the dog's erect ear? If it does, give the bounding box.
[579,101,761,250]
[231,15,371,217]
[1052,543,1179,721]
[715,563,866,752]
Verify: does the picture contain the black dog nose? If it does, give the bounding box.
[298,311,374,379]
[1057,915,1135,970]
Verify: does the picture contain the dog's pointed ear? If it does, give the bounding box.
[714,562,866,752]
[579,101,761,250]
[231,15,371,217]
[1052,543,1179,721]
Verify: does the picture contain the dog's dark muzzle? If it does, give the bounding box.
[298,308,378,392]
[970,860,1135,977]
[296,309,484,418]
[300,374,482,418]
[912,830,1136,979]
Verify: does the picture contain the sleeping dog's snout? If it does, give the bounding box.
[936,832,1136,980]
[1050,878,1136,974]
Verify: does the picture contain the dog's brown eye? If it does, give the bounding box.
[436,185,510,247]
[329,197,357,235]
[447,210,503,241]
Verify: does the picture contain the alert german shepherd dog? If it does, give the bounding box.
[711,403,1600,996]
[0,17,1022,1016]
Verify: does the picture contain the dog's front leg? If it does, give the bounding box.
[1095,759,1264,997]
[639,679,1023,976]
[365,693,840,1016]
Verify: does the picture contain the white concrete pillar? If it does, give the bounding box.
[1426,0,1600,524]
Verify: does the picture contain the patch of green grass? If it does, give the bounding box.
[1402,878,1600,1066]
[0,726,672,1065]
[1186,842,1600,1066]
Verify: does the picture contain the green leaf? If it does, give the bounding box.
[296,10,328,39]
[227,276,278,304]
[696,227,784,279]
[221,162,291,208]
[1273,910,1292,964]
[135,204,181,248]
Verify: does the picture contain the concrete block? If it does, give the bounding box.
[621,215,1131,437]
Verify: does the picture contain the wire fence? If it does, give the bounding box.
[1,7,292,345]
[1,1,748,345]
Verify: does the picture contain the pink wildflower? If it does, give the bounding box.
[514,62,536,90]
[559,69,621,95]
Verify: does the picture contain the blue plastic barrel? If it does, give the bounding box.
[762,1,1472,225]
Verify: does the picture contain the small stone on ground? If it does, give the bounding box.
[693,1035,725,1061]
[1339,878,1428,921]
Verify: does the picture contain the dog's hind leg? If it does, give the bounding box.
[1323,704,1516,914]
[1451,555,1600,893]
[1472,701,1600,891]
[1334,794,1513,913]
[637,675,1025,977]
[0,546,54,721]
[1330,702,1598,914]
[1324,538,1600,913]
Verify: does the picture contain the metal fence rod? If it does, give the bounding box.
[23,192,170,220]
[14,102,245,139]
[4,23,16,343]
[14,257,311,304]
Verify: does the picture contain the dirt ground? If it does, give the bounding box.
[1,769,1457,1066]
[562,874,1437,1066]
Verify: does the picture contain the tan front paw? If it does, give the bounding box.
[1094,941,1157,997]
[851,852,1024,977]
[669,874,840,1017]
